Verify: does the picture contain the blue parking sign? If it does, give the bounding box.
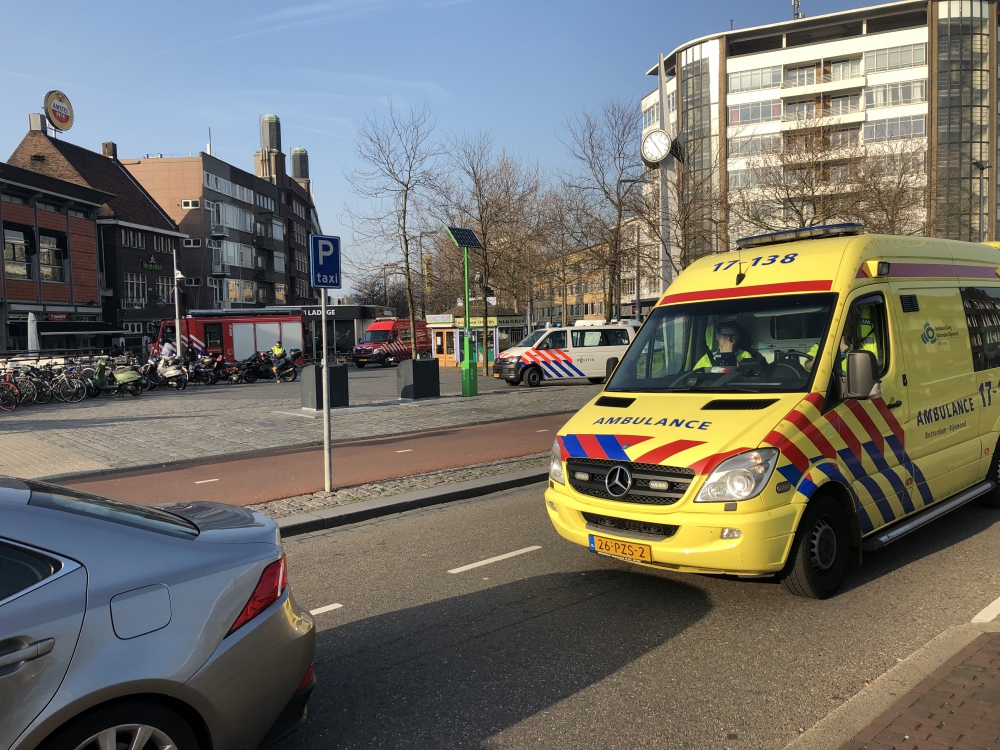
[309,234,342,289]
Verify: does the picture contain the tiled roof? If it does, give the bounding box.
[8,131,177,232]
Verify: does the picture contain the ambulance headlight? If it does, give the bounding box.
[549,439,565,484]
[695,449,779,502]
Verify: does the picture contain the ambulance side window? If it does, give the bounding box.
[960,287,1000,371]
[839,295,890,376]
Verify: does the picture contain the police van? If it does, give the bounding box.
[494,321,637,387]
[545,224,1000,598]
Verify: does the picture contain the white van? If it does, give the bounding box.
[493,321,637,387]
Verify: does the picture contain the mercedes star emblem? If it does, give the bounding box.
[605,465,633,498]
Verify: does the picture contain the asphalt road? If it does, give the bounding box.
[277,485,1000,750]
[64,412,568,505]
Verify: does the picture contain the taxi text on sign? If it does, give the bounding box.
[308,234,342,289]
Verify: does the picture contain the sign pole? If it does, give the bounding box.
[320,290,331,492]
[173,246,183,359]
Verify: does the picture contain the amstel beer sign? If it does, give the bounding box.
[44,90,74,131]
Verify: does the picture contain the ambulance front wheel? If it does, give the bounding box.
[782,494,850,599]
[524,367,543,388]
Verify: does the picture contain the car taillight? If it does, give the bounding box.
[227,556,287,636]
[296,663,314,692]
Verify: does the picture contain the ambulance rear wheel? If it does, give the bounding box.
[782,494,850,599]
[977,447,1000,508]
[524,367,543,388]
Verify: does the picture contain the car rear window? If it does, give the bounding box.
[0,542,59,601]
[27,483,199,539]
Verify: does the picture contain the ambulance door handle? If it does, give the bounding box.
[886,399,902,409]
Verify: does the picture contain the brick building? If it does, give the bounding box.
[0,162,111,351]
[8,128,186,339]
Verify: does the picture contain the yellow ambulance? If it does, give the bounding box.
[545,224,1000,598]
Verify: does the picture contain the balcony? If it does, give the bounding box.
[781,71,865,92]
[121,297,146,310]
[211,262,231,277]
[781,104,865,128]
[210,224,229,238]
[253,233,274,250]
[254,268,266,281]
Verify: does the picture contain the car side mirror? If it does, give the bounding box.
[606,357,619,379]
[845,350,879,399]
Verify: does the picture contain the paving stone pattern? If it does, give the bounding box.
[842,633,1000,750]
[249,453,548,519]
[0,383,594,479]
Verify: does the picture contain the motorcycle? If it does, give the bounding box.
[91,358,143,397]
[138,359,161,391]
[190,355,225,385]
[157,356,188,390]
[261,350,300,383]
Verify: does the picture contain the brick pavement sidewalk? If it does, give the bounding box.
[841,633,1000,750]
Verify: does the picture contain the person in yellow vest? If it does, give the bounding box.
[271,341,286,383]
[804,307,877,371]
[694,320,754,369]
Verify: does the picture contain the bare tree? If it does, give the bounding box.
[345,100,442,359]
[432,131,541,373]
[561,97,643,321]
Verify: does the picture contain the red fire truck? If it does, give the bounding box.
[154,306,385,361]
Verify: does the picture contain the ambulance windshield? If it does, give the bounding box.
[606,294,836,394]
[359,330,390,343]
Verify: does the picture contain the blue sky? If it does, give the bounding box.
[1,0,867,263]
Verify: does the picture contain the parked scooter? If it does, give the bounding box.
[157,356,188,390]
[91,358,143,397]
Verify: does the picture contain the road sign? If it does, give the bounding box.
[309,234,342,289]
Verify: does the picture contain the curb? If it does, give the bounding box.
[276,467,549,538]
[782,620,1000,750]
[41,410,574,484]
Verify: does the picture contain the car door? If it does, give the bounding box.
[890,283,982,503]
[531,330,573,378]
[0,540,87,750]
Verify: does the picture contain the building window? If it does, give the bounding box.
[182,238,202,248]
[827,93,860,116]
[292,199,307,220]
[240,244,254,269]
[784,65,816,88]
[208,277,222,306]
[272,219,285,242]
[830,58,862,81]
[294,250,308,272]
[729,134,782,158]
[275,282,287,303]
[256,193,275,212]
[203,172,253,204]
[155,276,175,303]
[830,128,860,148]
[68,208,88,219]
[185,277,202,287]
[124,273,147,308]
[3,226,34,280]
[784,100,815,121]
[728,99,781,125]
[1,194,27,205]
[864,43,927,73]
[728,65,782,93]
[293,223,308,245]
[865,80,926,109]
[273,251,286,273]
[36,201,59,213]
[38,233,67,282]
[257,284,271,304]
[642,103,660,129]
[181,199,201,209]
[242,280,256,303]
[295,278,310,299]
[863,115,926,142]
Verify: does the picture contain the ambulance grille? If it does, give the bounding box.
[566,458,692,505]
[595,396,635,408]
[582,512,679,541]
[702,398,778,410]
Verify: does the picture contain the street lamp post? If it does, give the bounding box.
[172,245,183,359]
[973,160,991,243]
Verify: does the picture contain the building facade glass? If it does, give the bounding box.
[935,0,991,241]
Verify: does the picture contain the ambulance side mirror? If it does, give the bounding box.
[606,357,619,379]
[845,350,879,399]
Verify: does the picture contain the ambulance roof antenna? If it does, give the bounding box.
[792,0,804,19]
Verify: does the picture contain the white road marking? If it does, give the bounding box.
[448,545,542,574]
[536,429,549,432]
[972,594,1000,623]
[395,449,413,453]
[309,603,344,616]
[194,478,219,484]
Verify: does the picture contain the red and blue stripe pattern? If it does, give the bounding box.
[520,348,585,379]
[558,434,652,462]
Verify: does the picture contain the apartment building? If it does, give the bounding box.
[8,128,186,338]
[642,0,992,251]
[0,162,111,351]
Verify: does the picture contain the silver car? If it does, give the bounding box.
[0,477,315,750]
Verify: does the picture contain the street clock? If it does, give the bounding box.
[641,128,671,167]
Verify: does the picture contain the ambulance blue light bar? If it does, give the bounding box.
[735,223,863,250]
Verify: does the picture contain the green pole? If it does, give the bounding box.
[461,245,477,396]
